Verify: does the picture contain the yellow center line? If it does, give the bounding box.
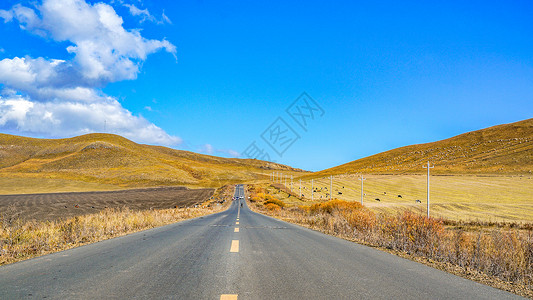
[230,240,239,252]
[236,221,239,225]
[220,295,238,300]
[234,227,239,233]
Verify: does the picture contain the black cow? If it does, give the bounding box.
[398,195,402,198]
[375,198,380,201]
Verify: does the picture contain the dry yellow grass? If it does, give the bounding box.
[0,133,306,191]
[279,175,533,223]
[0,205,225,266]
[309,118,533,176]
[247,184,533,297]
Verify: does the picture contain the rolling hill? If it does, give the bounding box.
[309,118,533,177]
[0,133,305,188]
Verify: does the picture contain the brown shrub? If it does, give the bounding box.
[265,203,281,211]
[264,198,285,208]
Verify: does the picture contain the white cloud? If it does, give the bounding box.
[198,144,240,158]
[0,0,180,146]
[161,11,172,25]
[124,4,171,24]
[124,4,152,21]
[199,143,215,155]
[0,94,181,146]
[0,9,13,23]
[225,149,240,157]
[0,0,176,84]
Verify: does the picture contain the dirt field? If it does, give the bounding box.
[0,187,214,222]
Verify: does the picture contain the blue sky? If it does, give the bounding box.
[0,0,532,171]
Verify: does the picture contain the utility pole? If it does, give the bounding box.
[359,174,366,205]
[290,175,293,192]
[330,175,333,200]
[423,161,434,218]
[311,179,314,201]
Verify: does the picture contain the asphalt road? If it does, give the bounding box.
[0,185,522,299]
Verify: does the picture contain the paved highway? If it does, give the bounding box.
[0,185,522,299]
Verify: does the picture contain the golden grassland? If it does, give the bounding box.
[0,133,307,190]
[308,118,533,177]
[247,184,533,298]
[0,185,234,266]
[273,174,533,223]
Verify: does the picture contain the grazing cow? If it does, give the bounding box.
[415,200,421,203]
[398,195,402,198]
[338,192,342,195]
[91,206,95,209]
[384,192,387,195]
[375,198,380,201]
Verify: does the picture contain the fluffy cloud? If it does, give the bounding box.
[0,94,181,145]
[0,1,176,83]
[0,0,180,146]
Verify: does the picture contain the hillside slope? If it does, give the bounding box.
[0,133,304,187]
[310,118,533,177]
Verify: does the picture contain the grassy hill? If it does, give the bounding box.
[0,133,305,189]
[308,118,533,177]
